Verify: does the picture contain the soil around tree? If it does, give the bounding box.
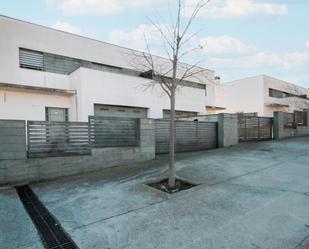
[147,178,198,194]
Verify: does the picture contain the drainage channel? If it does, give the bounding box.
[16,185,79,249]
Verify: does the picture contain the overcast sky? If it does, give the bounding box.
[1,0,308,86]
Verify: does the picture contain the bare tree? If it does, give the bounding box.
[131,0,211,188]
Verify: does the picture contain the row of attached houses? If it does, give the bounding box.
[211,75,309,117]
[1,15,309,121]
[0,15,212,122]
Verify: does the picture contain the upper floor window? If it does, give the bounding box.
[19,49,43,71]
[18,48,206,91]
[269,88,290,98]
[269,88,308,99]
[163,110,198,119]
[19,48,123,75]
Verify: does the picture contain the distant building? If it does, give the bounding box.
[213,75,309,117]
[0,15,217,122]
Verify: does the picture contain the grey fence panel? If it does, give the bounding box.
[197,122,219,149]
[259,117,273,139]
[155,120,170,154]
[155,120,218,154]
[27,121,91,158]
[88,116,140,147]
[238,116,273,142]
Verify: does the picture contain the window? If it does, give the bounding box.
[45,107,69,122]
[140,69,206,90]
[94,104,148,118]
[269,88,308,99]
[19,49,43,71]
[19,48,206,90]
[269,88,290,98]
[19,48,126,76]
[163,110,198,119]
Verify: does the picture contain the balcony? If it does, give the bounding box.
[264,97,289,108]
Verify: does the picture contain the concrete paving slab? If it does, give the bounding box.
[66,183,309,249]
[184,192,309,249]
[2,137,309,249]
[230,162,309,194]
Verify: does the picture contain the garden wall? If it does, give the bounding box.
[0,119,155,185]
[273,111,309,139]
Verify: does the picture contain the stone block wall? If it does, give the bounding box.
[0,120,26,160]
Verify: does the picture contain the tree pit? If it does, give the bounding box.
[147,178,198,194]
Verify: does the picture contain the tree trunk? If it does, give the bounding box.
[168,87,176,188]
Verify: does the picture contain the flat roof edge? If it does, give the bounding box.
[0,82,77,96]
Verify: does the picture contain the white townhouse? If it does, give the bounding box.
[0,15,217,122]
[213,75,309,117]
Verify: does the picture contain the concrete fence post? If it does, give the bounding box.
[273,112,280,140]
[139,118,155,159]
[217,113,239,148]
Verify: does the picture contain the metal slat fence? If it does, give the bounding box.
[27,117,140,158]
[238,116,273,142]
[27,121,91,158]
[155,120,218,154]
[88,116,140,148]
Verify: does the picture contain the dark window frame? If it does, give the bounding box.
[19,48,206,90]
[45,107,69,122]
[163,109,198,119]
[269,88,308,100]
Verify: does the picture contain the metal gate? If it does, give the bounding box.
[238,116,273,142]
[155,120,218,154]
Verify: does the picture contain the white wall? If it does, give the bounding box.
[213,75,309,117]
[0,17,70,89]
[0,15,209,121]
[0,15,214,89]
[215,76,265,115]
[205,83,216,107]
[0,90,71,121]
[71,68,206,121]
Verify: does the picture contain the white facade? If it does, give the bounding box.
[214,75,309,117]
[0,15,214,121]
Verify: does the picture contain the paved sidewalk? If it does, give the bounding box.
[1,137,309,249]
